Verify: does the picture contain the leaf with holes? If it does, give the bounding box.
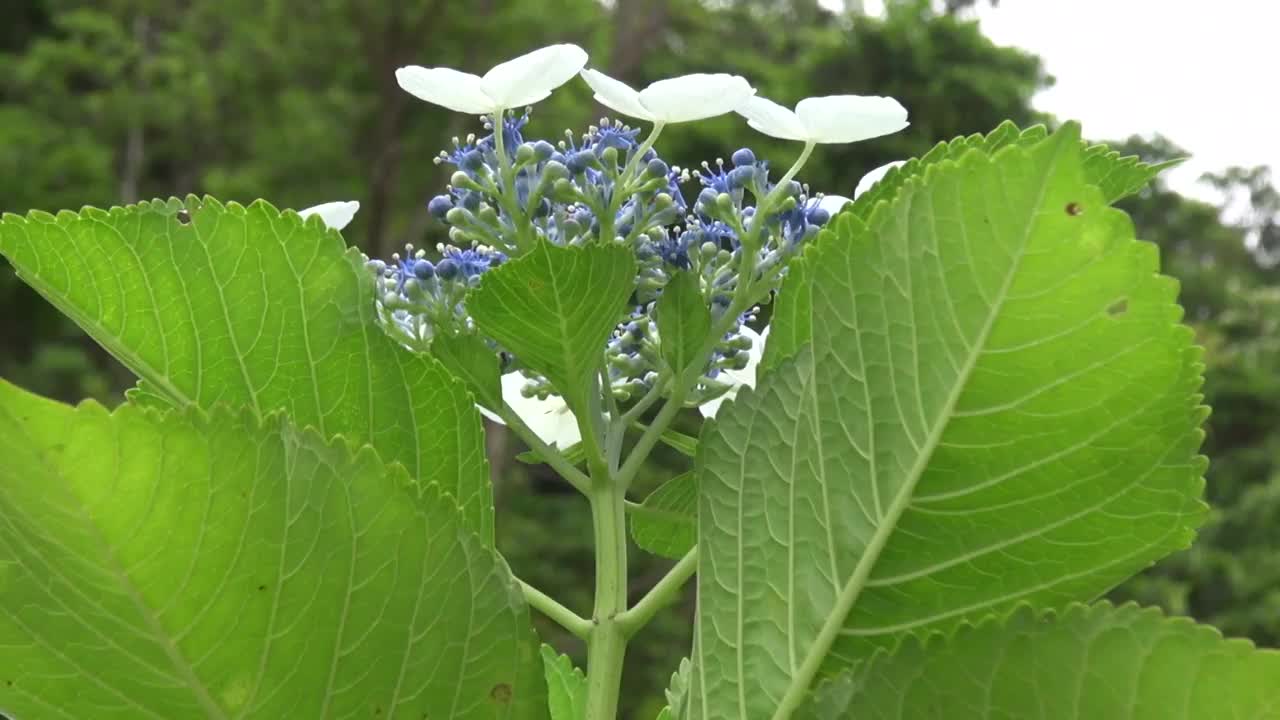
[0,198,494,544]
[0,379,546,719]
[691,123,1208,719]
[800,603,1280,719]
[468,241,636,416]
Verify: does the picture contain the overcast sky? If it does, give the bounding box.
[855,0,1275,204]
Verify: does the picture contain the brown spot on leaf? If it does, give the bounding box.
[1065,202,1083,216]
[490,683,513,703]
[177,209,192,225]
[1107,298,1129,316]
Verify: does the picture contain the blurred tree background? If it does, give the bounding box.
[1,0,1275,715]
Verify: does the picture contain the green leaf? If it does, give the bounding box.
[468,241,636,414]
[1082,142,1184,204]
[801,603,1280,719]
[692,124,1208,719]
[836,123,1166,252]
[517,442,586,467]
[656,271,711,375]
[634,421,698,457]
[656,657,692,720]
[0,197,494,544]
[539,646,586,720]
[0,380,546,719]
[839,121,1046,227]
[630,472,697,559]
[432,331,504,411]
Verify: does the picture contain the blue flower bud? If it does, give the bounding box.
[646,158,669,178]
[427,195,453,219]
[461,149,485,172]
[807,207,831,225]
[568,150,598,175]
[436,258,460,280]
[533,140,556,161]
[413,259,436,280]
[731,148,756,167]
[728,166,754,189]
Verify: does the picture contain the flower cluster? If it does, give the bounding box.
[306,44,909,447]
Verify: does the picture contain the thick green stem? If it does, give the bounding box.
[617,547,696,636]
[584,482,630,719]
[519,577,592,640]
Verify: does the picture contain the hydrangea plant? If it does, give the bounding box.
[0,43,1276,720]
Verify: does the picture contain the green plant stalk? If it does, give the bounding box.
[518,577,592,639]
[583,479,630,719]
[491,108,536,252]
[598,123,666,245]
[617,547,697,636]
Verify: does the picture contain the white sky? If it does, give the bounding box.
[855,0,1277,205]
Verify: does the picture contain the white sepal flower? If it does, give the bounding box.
[737,94,909,144]
[815,194,852,216]
[854,160,907,198]
[396,44,588,114]
[579,68,755,124]
[699,325,770,419]
[478,372,582,449]
[299,201,359,231]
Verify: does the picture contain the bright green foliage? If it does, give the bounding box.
[1082,143,1183,207]
[432,331,505,412]
[837,121,1047,228]
[800,603,1280,719]
[656,271,712,376]
[540,646,587,720]
[0,198,494,544]
[0,379,545,719]
[655,658,691,720]
[691,124,1208,719]
[629,472,697,559]
[468,242,636,416]
[634,422,698,458]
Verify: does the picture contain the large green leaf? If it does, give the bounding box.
[468,241,635,414]
[692,124,1208,719]
[0,380,545,719]
[769,125,1174,375]
[0,197,494,544]
[801,603,1280,719]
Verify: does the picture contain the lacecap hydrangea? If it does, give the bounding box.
[319,44,909,446]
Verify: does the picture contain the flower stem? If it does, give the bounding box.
[617,547,696,636]
[519,577,592,640]
[497,404,591,494]
[491,108,535,252]
[584,480,630,719]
